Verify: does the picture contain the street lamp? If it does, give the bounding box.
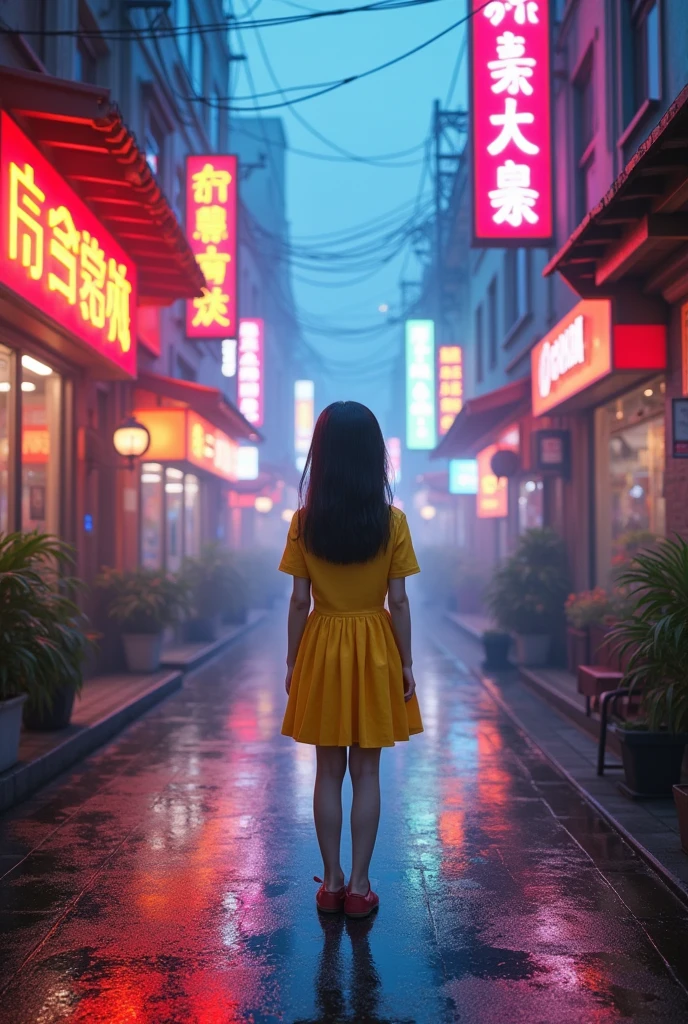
[112,415,151,469]
[255,496,273,514]
[420,505,437,521]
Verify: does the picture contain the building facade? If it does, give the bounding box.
[436,0,688,592]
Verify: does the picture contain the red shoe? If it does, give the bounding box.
[344,884,379,918]
[314,876,346,913]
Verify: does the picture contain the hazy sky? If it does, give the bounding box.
[234,0,469,427]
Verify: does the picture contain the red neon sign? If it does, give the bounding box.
[237,318,264,427]
[0,112,137,376]
[471,0,552,244]
[438,345,463,435]
[185,155,238,340]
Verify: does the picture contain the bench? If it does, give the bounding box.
[577,665,624,717]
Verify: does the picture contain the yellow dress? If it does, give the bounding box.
[279,506,423,748]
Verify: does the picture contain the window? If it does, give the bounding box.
[145,112,166,181]
[631,0,661,110]
[189,10,205,96]
[0,345,10,532]
[504,251,529,327]
[574,50,595,221]
[76,34,98,84]
[141,463,163,569]
[518,478,544,532]
[475,304,484,384]
[21,354,61,533]
[165,468,184,573]
[185,475,201,559]
[487,278,498,370]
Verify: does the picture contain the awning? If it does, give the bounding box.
[544,83,688,299]
[135,371,262,443]
[432,377,530,459]
[0,66,205,304]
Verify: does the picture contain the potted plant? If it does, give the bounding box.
[0,532,89,755]
[181,543,238,642]
[608,536,688,798]
[98,567,189,673]
[486,528,571,667]
[564,588,610,674]
[481,630,512,671]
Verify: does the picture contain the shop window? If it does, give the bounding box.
[475,304,484,384]
[21,354,61,534]
[606,377,666,571]
[504,250,530,329]
[518,478,544,532]
[165,468,184,573]
[0,345,10,532]
[141,462,163,569]
[185,474,201,559]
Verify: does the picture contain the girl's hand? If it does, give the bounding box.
[402,665,416,702]
[285,665,294,695]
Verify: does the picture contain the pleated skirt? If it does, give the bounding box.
[281,609,423,748]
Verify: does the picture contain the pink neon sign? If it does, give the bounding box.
[471,0,552,244]
[237,318,264,427]
[186,155,238,339]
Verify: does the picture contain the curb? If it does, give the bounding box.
[0,671,182,814]
[435,628,688,911]
[0,612,270,815]
[160,610,268,672]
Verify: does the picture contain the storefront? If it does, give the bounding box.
[544,84,688,580]
[530,298,667,587]
[132,372,260,571]
[0,68,203,585]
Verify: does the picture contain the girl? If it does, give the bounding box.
[279,401,422,919]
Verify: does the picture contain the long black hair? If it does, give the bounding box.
[298,401,393,564]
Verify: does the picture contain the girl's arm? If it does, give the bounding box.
[285,575,311,693]
[388,577,416,702]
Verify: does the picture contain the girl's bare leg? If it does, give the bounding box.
[314,746,348,890]
[348,745,382,895]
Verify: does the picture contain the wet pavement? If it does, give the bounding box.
[1,609,688,1023]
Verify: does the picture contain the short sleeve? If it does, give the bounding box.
[278,513,310,578]
[388,512,420,579]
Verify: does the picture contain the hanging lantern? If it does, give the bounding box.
[113,415,151,468]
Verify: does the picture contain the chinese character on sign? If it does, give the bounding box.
[488,98,539,156]
[484,0,539,26]
[489,160,539,226]
[9,162,45,281]
[48,206,79,304]
[196,244,231,286]
[193,205,228,245]
[191,162,233,204]
[192,287,231,329]
[488,32,536,95]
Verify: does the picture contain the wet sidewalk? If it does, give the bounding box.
[1,611,688,1023]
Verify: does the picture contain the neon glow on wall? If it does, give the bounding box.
[0,112,137,376]
[406,320,436,450]
[186,155,238,339]
[237,318,263,426]
[471,0,552,244]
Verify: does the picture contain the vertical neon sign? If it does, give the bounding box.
[186,155,238,338]
[438,345,463,435]
[237,318,263,426]
[406,320,436,450]
[471,0,552,244]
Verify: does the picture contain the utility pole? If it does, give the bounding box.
[432,100,468,345]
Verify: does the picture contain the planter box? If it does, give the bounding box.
[674,785,688,855]
[612,725,687,798]
[23,687,76,731]
[0,695,27,773]
[122,633,163,674]
[567,626,589,675]
[515,633,550,667]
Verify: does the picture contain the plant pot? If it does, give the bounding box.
[482,633,512,670]
[23,687,76,731]
[566,626,589,674]
[186,615,221,643]
[613,726,688,798]
[515,633,550,667]
[122,632,163,673]
[673,786,688,855]
[0,695,27,773]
